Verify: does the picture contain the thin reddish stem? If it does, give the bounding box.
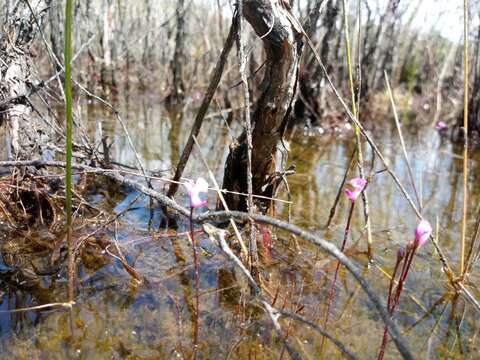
[190,207,200,358]
[378,254,404,360]
[321,200,356,352]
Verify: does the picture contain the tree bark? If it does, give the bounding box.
[49,0,64,71]
[295,0,337,124]
[170,0,187,101]
[100,0,116,93]
[0,0,52,160]
[468,12,480,136]
[222,0,303,212]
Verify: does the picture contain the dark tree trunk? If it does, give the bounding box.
[468,13,480,136]
[454,11,480,142]
[221,0,303,212]
[170,0,187,102]
[371,0,401,90]
[361,0,398,97]
[295,0,337,124]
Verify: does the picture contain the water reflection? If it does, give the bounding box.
[0,95,479,358]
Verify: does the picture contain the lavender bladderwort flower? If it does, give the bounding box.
[185,177,209,208]
[414,219,432,248]
[321,178,367,352]
[435,121,448,131]
[344,177,367,202]
[184,177,208,356]
[378,220,432,360]
[394,220,432,301]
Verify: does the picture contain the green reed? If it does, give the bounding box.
[64,0,74,301]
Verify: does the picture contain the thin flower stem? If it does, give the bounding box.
[391,246,417,309]
[460,0,469,276]
[321,200,356,353]
[325,149,356,228]
[400,245,418,284]
[341,0,373,258]
[191,135,249,259]
[189,207,200,356]
[384,72,422,212]
[379,245,419,359]
[387,257,403,312]
[378,255,404,360]
[64,0,75,304]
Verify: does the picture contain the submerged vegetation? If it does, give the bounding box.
[0,0,480,359]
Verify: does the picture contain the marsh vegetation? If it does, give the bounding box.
[0,1,480,359]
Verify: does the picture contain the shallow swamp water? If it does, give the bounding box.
[1,93,480,359]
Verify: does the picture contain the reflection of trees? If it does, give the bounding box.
[168,108,183,169]
[0,247,60,339]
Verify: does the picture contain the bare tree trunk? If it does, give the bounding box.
[434,41,459,124]
[315,0,338,94]
[372,0,401,89]
[49,0,64,72]
[467,12,480,136]
[392,0,421,83]
[361,0,396,97]
[0,0,52,160]
[222,0,303,212]
[101,0,116,94]
[170,0,187,101]
[295,0,337,124]
[142,0,152,66]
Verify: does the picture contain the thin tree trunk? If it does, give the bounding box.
[368,0,400,91]
[49,0,64,72]
[101,0,116,94]
[170,0,187,101]
[166,16,238,199]
[296,0,336,124]
[468,12,480,135]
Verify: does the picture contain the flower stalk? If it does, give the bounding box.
[321,178,366,352]
[378,220,432,359]
[184,177,208,357]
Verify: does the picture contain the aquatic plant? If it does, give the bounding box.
[460,0,469,277]
[378,220,432,359]
[185,177,209,209]
[341,0,374,259]
[414,220,432,248]
[435,121,448,131]
[64,0,74,302]
[322,177,367,352]
[185,177,208,356]
[344,177,367,202]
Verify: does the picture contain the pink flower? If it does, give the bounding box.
[435,121,447,131]
[344,177,367,202]
[414,220,432,248]
[185,177,209,208]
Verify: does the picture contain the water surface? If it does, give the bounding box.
[1,94,479,359]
